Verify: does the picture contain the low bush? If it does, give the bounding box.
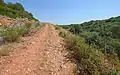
[55,25,61,30]
[0,26,28,42]
[24,23,32,29]
[0,22,42,56]
[1,27,20,42]
[16,26,28,37]
[0,22,43,43]
[58,30,117,75]
[66,35,114,75]
[109,70,120,75]
[55,25,69,38]
[59,31,67,38]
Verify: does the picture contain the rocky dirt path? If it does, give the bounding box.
[0,24,75,75]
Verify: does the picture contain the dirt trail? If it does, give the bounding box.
[0,24,75,75]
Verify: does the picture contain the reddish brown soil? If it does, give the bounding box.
[0,24,75,75]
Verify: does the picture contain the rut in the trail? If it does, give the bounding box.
[0,24,75,75]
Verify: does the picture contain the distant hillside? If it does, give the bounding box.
[61,16,120,58]
[0,2,37,20]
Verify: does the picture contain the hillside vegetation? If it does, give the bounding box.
[1,1,120,75]
[59,16,120,75]
[0,2,37,20]
[0,2,42,56]
[0,1,40,43]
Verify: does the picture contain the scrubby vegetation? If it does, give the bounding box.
[58,16,120,75]
[0,22,42,57]
[60,16,120,58]
[0,2,37,20]
[0,1,42,56]
[0,22,41,43]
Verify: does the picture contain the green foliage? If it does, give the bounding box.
[61,16,120,59]
[61,33,113,75]
[0,24,28,42]
[109,70,120,75]
[59,31,67,38]
[60,16,120,74]
[0,22,42,43]
[1,27,20,42]
[15,26,28,37]
[24,23,32,29]
[55,25,61,30]
[0,2,37,20]
[111,25,120,38]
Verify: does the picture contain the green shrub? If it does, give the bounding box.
[0,2,37,20]
[57,27,69,38]
[24,23,32,29]
[55,25,61,30]
[16,26,28,37]
[1,27,20,42]
[0,25,30,42]
[63,34,114,75]
[109,70,120,75]
[61,16,120,60]
[0,22,42,43]
[59,31,67,38]
[0,22,42,56]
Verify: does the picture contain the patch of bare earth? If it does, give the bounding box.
[0,24,75,75]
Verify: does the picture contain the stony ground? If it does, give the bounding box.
[0,24,75,75]
[0,16,32,27]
